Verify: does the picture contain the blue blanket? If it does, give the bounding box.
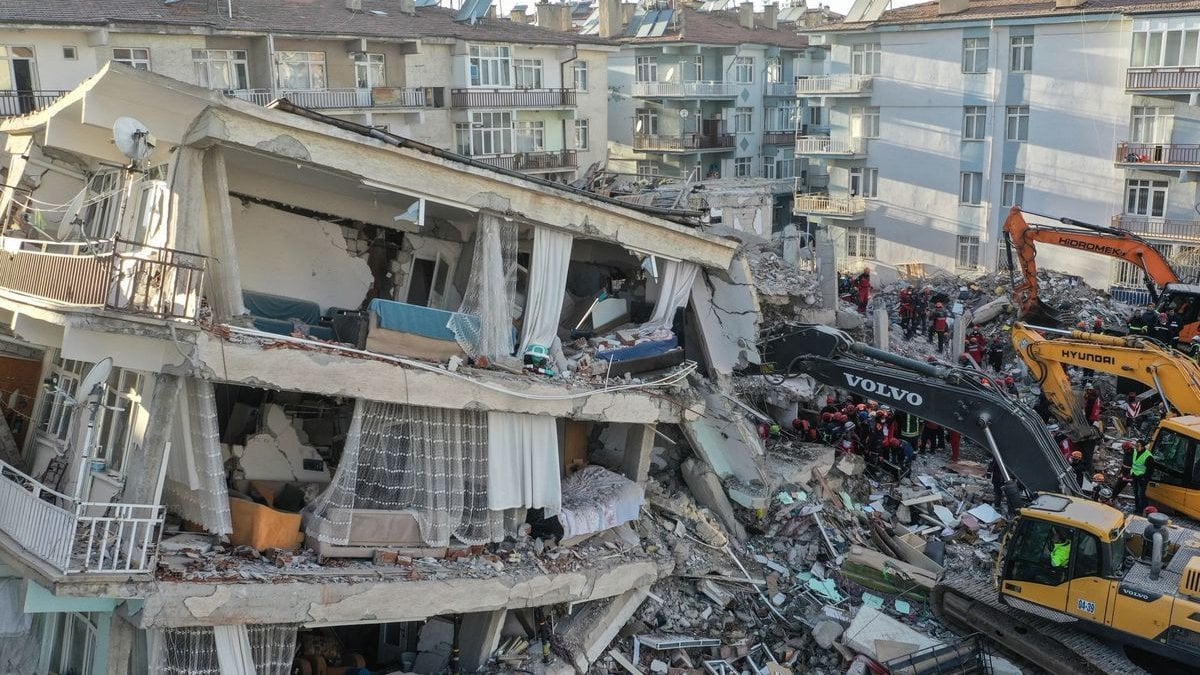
[369,298,475,342]
[596,334,678,363]
[243,290,322,325]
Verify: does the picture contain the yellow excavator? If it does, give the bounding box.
[772,324,1200,673]
[1011,322,1200,520]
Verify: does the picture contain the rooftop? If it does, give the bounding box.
[814,0,1200,31]
[0,0,613,46]
[618,7,809,48]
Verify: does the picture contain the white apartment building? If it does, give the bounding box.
[798,0,1200,293]
[0,0,613,180]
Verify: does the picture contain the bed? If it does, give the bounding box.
[364,298,474,361]
[594,333,684,376]
[558,466,645,541]
[242,290,335,340]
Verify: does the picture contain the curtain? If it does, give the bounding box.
[213,625,255,674]
[164,378,233,535]
[518,226,573,357]
[152,624,298,675]
[643,259,698,332]
[486,412,561,515]
[448,211,518,362]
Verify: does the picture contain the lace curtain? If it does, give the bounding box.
[164,378,233,535]
[152,624,297,675]
[448,211,518,362]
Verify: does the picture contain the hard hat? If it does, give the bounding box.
[1077,321,1087,330]
[844,421,856,430]
[1122,440,1135,450]
[1092,472,1106,483]
[1144,506,1159,515]
[935,302,944,308]
[1071,450,1083,460]
[827,395,836,403]
[1005,376,1015,385]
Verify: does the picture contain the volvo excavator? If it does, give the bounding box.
[772,324,1200,674]
[1011,322,1200,520]
[1003,206,1200,345]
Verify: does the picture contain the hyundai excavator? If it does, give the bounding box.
[1011,322,1200,520]
[1003,206,1200,345]
[773,324,1200,674]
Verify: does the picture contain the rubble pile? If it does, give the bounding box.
[743,244,821,305]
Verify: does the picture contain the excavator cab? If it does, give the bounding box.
[1146,416,1200,517]
[1157,286,1200,348]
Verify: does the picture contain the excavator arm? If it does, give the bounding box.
[783,325,1078,499]
[1004,206,1180,317]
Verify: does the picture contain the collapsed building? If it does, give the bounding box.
[0,64,803,672]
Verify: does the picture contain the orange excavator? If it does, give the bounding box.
[1004,206,1200,346]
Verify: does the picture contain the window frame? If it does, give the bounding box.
[962,37,990,74]
[1005,517,1070,587]
[850,43,881,76]
[960,172,983,205]
[1002,173,1026,207]
[112,47,150,70]
[850,166,878,198]
[1006,105,1030,141]
[766,57,783,84]
[513,57,543,89]
[573,60,588,91]
[635,55,658,83]
[574,118,590,151]
[469,44,511,88]
[846,226,877,259]
[734,107,753,134]
[957,234,981,269]
[852,106,880,139]
[513,119,545,152]
[193,48,250,90]
[734,56,754,84]
[276,50,327,91]
[635,107,659,136]
[93,368,144,477]
[963,106,986,141]
[354,52,386,89]
[470,110,513,155]
[636,160,659,176]
[1010,35,1034,72]
[1125,179,1168,217]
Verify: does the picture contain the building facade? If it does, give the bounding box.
[0,0,613,180]
[798,0,1200,293]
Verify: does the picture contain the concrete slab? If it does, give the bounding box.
[842,606,939,661]
[681,458,746,542]
[557,586,650,673]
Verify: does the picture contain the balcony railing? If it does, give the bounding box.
[471,150,577,172]
[1111,214,1200,243]
[281,88,373,109]
[763,131,795,145]
[1126,68,1200,91]
[633,133,736,151]
[631,81,741,98]
[766,82,798,97]
[0,89,69,117]
[229,87,443,109]
[226,88,274,106]
[0,236,207,321]
[795,75,872,96]
[1116,142,1200,166]
[450,88,575,108]
[796,135,863,155]
[0,460,165,574]
[793,193,867,217]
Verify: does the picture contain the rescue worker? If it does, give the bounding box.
[915,287,932,337]
[1130,438,1155,514]
[990,459,1006,511]
[986,334,1005,373]
[886,436,915,468]
[1092,317,1104,334]
[947,428,962,463]
[1083,387,1102,426]
[966,325,986,365]
[820,395,840,416]
[1111,440,1135,502]
[898,285,916,338]
[930,302,950,353]
[1122,392,1142,434]
[836,420,860,456]
[895,410,922,449]
[1152,311,1174,345]
[1091,472,1111,503]
[920,418,945,453]
[854,268,871,314]
[1068,450,1086,487]
[1050,528,1072,570]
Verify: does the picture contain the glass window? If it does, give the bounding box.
[764,157,776,179]
[635,108,658,135]
[47,613,98,675]
[1130,28,1200,67]
[635,56,657,83]
[1072,531,1102,579]
[1131,106,1171,143]
[1125,179,1168,217]
[37,356,87,442]
[513,58,543,89]
[193,49,248,90]
[963,37,989,74]
[454,122,472,155]
[963,106,986,141]
[469,44,511,87]
[112,47,150,70]
[1006,105,1029,141]
[846,226,876,258]
[573,60,588,91]
[734,157,752,177]
[808,106,824,127]
[95,368,144,476]
[734,56,754,84]
[574,119,589,150]
[850,43,880,75]
[960,172,983,205]
[355,52,385,88]
[766,57,782,84]
[1006,517,1069,586]
[470,111,512,155]
[852,106,880,138]
[277,50,326,90]
[687,55,703,81]
[776,157,795,180]
[1011,35,1033,72]
[513,120,544,152]
[957,235,981,269]
[1151,428,1193,486]
[734,107,753,134]
[850,167,878,198]
[636,160,659,176]
[1002,173,1025,207]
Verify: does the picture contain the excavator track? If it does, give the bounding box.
[933,575,1147,675]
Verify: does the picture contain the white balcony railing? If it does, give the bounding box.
[795,75,873,96]
[766,82,798,97]
[631,81,742,98]
[0,460,165,574]
[795,135,863,155]
[226,88,274,105]
[281,88,374,109]
[793,193,867,217]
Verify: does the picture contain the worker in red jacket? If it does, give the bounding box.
[947,429,962,463]
[930,303,950,353]
[1083,387,1102,426]
[854,268,871,314]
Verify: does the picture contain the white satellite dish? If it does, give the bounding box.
[679,109,690,118]
[79,357,113,401]
[112,117,156,164]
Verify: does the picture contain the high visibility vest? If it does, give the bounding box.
[1051,541,1071,568]
[1132,448,1152,477]
[900,415,921,438]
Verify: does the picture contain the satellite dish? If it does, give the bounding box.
[112,117,156,164]
[679,109,690,118]
[79,357,113,401]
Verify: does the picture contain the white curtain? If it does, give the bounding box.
[487,412,561,514]
[518,226,573,356]
[644,259,698,332]
[213,625,255,675]
[449,211,518,362]
[152,624,298,675]
[164,378,233,536]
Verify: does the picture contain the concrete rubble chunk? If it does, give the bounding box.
[843,606,940,662]
[810,619,844,650]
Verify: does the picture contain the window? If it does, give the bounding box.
[1002,173,1025,207]
[573,60,588,91]
[80,171,124,240]
[277,50,326,90]
[471,111,512,155]
[112,47,150,70]
[470,45,511,87]
[846,226,876,258]
[734,157,753,177]
[850,43,881,75]
[734,56,754,84]
[957,235,981,269]
[1071,531,1103,580]
[1005,517,1069,586]
[808,106,824,127]
[193,49,249,90]
[851,106,880,138]
[850,167,878,198]
[962,37,989,73]
[768,105,797,131]
[1130,106,1171,143]
[454,123,472,155]
[1011,35,1033,72]
[764,157,776,179]
[574,119,589,150]
[960,172,983,205]
[686,55,703,81]
[766,57,782,84]
[1131,26,1200,68]
[1150,429,1194,486]
[46,613,99,675]
[636,160,659,176]
[635,56,657,83]
[95,368,144,475]
[776,157,795,180]
[963,106,986,141]
[62,46,78,61]
[734,107,753,134]
[513,120,544,152]
[37,356,86,442]
[635,108,659,135]
[355,52,385,88]
[513,58,543,89]
[1125,179,1168,217]
[1006,105,1029,141]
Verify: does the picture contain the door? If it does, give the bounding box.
[12,56,34,113]
[1147,426,1197,517]
[1000,517,1071,615]
[1065,529,1115,624]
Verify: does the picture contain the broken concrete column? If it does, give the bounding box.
[124,373,181,505]
[557,587,650,673]
[952,314,966,359]
[458,609,507,672]
[622,423,655,484]
[201,146,247,321]
[873,309,888,349]
[815,226,837,309]
[105,613,135,675]
[681,457,747,541]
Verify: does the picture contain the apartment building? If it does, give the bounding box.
[0,64,757,672]
[797,0,1200,292]
[0,0,614,180]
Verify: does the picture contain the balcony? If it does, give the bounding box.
[257,87,443,110]
[806,173,831,189]
[795,135,864,156]
[471,150,577,172]
[0,236,206,321]
[793,193,866,218]
[632,133,736,152]
[0,460,164,575]
[631,81,741,98]
[766,82,798,97]
[0,89,69,117]
[450,88,575,108]
[1111,214,1200,243]
[1126,68,1200,92]
[226,88,275,106]
[763,131,795,145]
[1116,142,1200,168]
[795,75,872,96]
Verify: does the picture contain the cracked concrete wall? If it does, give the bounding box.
[691,254,761,376]
[234,404,332,484]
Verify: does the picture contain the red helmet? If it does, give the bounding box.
[822,412,833,422]
[1005,376,1015,385]
[827,395,836,404]
[1144,506,1159,515]
[1122,441,1135,450]
[886,437,901,448]
[935,302,944,309]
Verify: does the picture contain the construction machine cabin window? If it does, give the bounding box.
[1125,179,1167,217]
[193,49,248,90]
[1071,530,1103,580]
[1006,518,1069,586]
[1150,428,1196,487]
[470,45,511,87]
